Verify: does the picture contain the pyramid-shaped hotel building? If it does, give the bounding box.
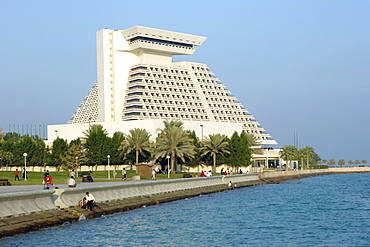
[47,26,277,146]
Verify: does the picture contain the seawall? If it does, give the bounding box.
[1,167,369,238]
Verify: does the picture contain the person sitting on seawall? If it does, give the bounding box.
[228,181,233,188]
[68,176,77,187]
[43,170,50,177]
[77,197,87,209]
[85,192,96,211]
[200,170,205,177]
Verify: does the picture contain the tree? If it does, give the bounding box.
[228,131,261,170]
[29,136,47,168]
[361,159,368,165]
[243,132,263,156]
[317,160,323,168]
[354,159,361,166]
[120,128,151,166]
[348,160,354,167]
[184,130,204,170]
[84,124,110,169]
[338,159,346,167]
[61,138,87,172]
[0,127,4,140]
[0,150,13,169]
[201,133,229,173]
[228,132,244,169]
[328,159,336,167]
[155,120,195,174]
[279,145,298,170]
[298,148,305,170]
[50,137,68,170]
[300,146,316,168]
[4,132,22,142]
[109,132,125,169]
[3,132,21,142]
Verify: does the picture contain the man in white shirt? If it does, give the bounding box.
[68,176,77,187]
[85,192,95,211]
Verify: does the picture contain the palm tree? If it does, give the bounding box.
[298,148,305,170]
[155,121,195,174]
[354,159,361,166]
[328,159,336,167]
[348,160,354,167]
[338,159,346,167]
[243,132,263,155]
[201,134,230,173]
[120,128,151,166]
[279,145,298,170]
[83,124,109,138]
[301,146,315,168]
[361,159,368,166]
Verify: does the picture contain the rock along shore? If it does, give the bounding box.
[1,167,369,238]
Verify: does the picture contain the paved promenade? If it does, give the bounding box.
[0,180,155,194]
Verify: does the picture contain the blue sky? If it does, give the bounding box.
[1,0,369,162]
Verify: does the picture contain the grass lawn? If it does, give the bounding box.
[0,170,201,185]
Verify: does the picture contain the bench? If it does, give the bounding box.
[0,179,11,186]
[77,171,89,177]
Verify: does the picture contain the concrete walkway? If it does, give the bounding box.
[0,179,157,194]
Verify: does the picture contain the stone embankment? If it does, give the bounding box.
[1,167,369,238]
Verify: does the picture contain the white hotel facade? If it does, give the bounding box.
[47,26,277,151]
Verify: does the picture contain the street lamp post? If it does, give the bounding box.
[200,124,204,142]
[23,153,27,181]
[75,157,79,178]
[54,130,58,138]
[166,155,170,179]
[107,155,111,180]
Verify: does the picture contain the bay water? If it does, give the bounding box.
[1,173,370,246]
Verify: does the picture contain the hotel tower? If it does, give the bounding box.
[48,26,277,146]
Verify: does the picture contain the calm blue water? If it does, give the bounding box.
[2,173,370,247]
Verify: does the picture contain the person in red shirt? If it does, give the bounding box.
[15,169,20,181]
[45,175,53,189]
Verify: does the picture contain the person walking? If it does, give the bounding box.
[85,192,95,211]
[22,168,28,179]
[122,168,127,180]
[14,169,20,181]
[152,169,156,180]
[69,169,76,179]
